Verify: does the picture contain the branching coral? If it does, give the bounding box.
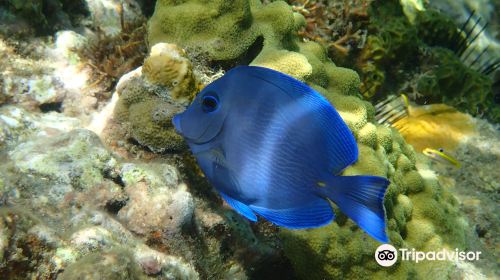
[288,0,372,63]
[400,47,498,122]
[78,4,148,99]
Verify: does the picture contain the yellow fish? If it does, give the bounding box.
[422,148,461,168]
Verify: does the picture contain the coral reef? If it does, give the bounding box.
[287,0,371,65]
[0,1,294,279]
[396,103,477,152]
[142,43,198,101]
[407,47,498,122]
[353,1,499,122]
[0,0,88,36]
[0,129,199,279]
[0,105,81,151]
[0,34,94,116]
[148,0,258,62]
[416,118,500,279]
[111,42,200,153]
[146,0,474,279]
[0,0,497,279]
[117,163,194,235]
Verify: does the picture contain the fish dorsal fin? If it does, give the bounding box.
[234,66,358,174]
[249,199,334,229]
[237,66,314,99]
[219,192,257,222]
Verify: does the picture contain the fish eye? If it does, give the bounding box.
[438,148,444,152]
[201,93,219,113]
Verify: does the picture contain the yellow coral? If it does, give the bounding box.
[250,49,312,81]
[142,43,197,101]
[396,104,477,152]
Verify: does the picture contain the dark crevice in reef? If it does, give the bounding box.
[247,255,296,280]
[215,35,264,71]
[138,0,157,18]
[105,199,128,215]
[39,101,63,113]
[103,170,125,188]
[110,174,126,188]
[127,137,153,153]
[102,171,127,214]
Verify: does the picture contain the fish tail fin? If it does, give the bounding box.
[319,175,390,242]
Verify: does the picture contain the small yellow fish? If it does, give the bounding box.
[422,148,461,168]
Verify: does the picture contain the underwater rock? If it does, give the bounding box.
[85,0,144,37]
[0,105,81,152]
[58,247,146,280]
[0,33,97,118]
[134,244,199,279]
[4,129,125,231]
[0,38,67,110]
[0,128,199,278]
[117,163,194,235]
[0,0,88,36]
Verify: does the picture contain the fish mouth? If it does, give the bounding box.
[172,114,223,145]
[172,115,183,135]
[172,114,226,145]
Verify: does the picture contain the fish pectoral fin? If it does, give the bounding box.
[220,192,257,222]
[249,199,334,229]
[210,148,228,169]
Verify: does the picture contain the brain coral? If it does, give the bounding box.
[113,43,198,152]
[147,1,469,278]
[142,43,198,101]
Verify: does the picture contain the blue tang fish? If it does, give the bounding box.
[172,66,390,242]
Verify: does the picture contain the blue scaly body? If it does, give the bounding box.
[173,66,390,242]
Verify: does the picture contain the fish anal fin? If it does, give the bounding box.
[220,192,257,222]
[250,199,334,229]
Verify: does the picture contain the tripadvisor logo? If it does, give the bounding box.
[375,244,397,267]
[374,244,482,267]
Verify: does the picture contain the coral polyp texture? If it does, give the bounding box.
[396,103,477,152]
[146,0,473,279]
[142,43,198,101]
[0,0,497,279]
[112,43,199,153]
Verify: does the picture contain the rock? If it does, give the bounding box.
[85,0,144,37]
[0,130,198,278]
[0,105,81,151]
[134,244,199,279]
[8,129,118,205]
[117,163,194,235]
